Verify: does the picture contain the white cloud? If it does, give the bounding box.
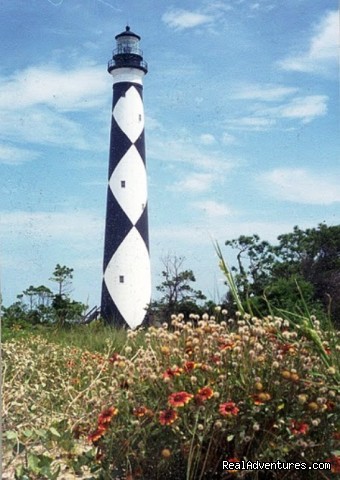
[0,143,40,165]
[169,172,216,193]
[227,94,328,130]
[278,10,338,74]
[0,63,110,151]
[278,95,328,123]
[200,133,216,145]
[232,83,299,101]
[148,136,236,172]
[191,200,232,218]
[221,132,237,145]
[258,168,340,205]
[0,64,109,112]
[0,210,103,241]
[162,9,214,30]
[226,116,276,131]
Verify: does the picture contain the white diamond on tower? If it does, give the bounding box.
[113,86,144,142]
[109,145,147,225]
[104,227,151,329]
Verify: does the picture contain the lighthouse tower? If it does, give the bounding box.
[101,26,151,329]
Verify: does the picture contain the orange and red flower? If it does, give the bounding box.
[219,402,239,417]
[88,425,107,443]
[168,391,194,407]
[133,406,153,418]
[183,361,196,372]
[98,406,118,425]
[226,457,240,474]
[290,420,309,435]
[197,386,214,401]
[326,456,340,473]
[162,367,183,379]
[252,393,271,405]
[159,408,178,425]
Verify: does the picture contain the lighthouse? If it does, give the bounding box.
[101,26,151,329]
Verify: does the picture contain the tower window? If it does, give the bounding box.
[121,180,126,188]
[119,275,124,283]
[138,114,142,121]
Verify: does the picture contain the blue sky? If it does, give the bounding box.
[0,0,339,308]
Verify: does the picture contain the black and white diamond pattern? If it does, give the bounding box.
[101,82,151,329]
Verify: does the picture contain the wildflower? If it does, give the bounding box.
[161,448,171,458]
[108,352,120,364]
[160,345,170,355]
[133,406,153,418]
[168,391,193,407]
[159,408,178,425]
[98,406,118,425]
[252,393,271,405]
[297,394,308,405]
[183,361,196,372]
[290,420,309,435]
[311,418,321,427]
[162,367,183,379]
[88,425,107,443]
[226,458,240,474]
[197,386,214,401]
[219,402,239,417]
[307,402,319,411]
[325,456,340,473]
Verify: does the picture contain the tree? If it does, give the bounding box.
[224,224,340,325]
[3,264,86,327]
[52,294,85,327]
[23,285,53,311]
[149,255,206,323]
[49,264,74,296]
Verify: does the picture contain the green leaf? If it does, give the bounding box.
[28,453,40,474]
[49,427,61,437]
[6,430,18,440]
[35,428,47,438]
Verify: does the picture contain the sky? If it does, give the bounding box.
[0,0,339,309]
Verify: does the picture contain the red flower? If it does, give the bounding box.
[183,361,196,372]
[325,456,340,473]
[98,406,118,425]
[168,391,194,407]
[290,420,309,435]
[162,367,183,379]
[197,386,214,401]
[159,408,178,425]
[108,352,120,364]
[88,425,107,443]
[218,338,235,351]
[133,406,153,418]
[226,458,240,474]
[219,402,239,417]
